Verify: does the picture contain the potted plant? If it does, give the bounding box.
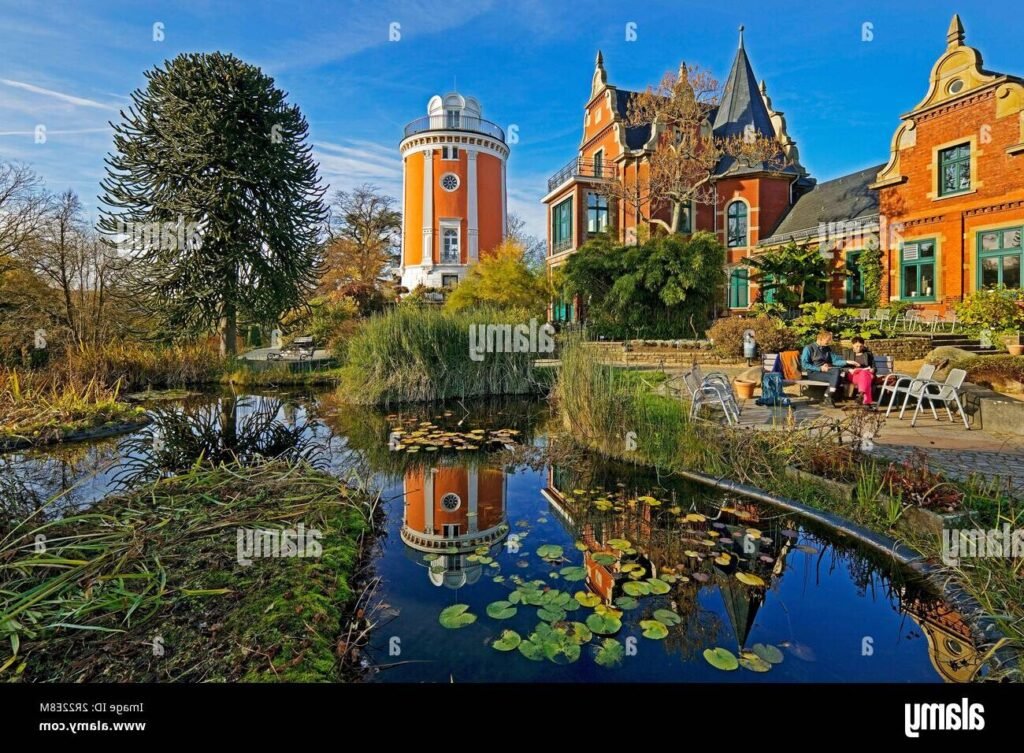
[734,378,756,400]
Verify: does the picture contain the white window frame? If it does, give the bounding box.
[440,219,461,264]
[442,145,460,161]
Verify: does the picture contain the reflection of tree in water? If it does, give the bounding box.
[0,440,122,529]
[114,394,320,487]
[662,582,723,663]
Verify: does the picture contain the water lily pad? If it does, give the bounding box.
[575,591,601,608]
[595,604,622,618]
[752,642,784,664]
[439,604,477,629]
[623,581,651,597]
[517,637,544,661]
[574,541,589,551]
[486,600,517,619]
[594,638,625,668]
[608,538,632,551]
[703,647,739,671]
[620,563,644,573]
[640,620,669,640]
[739,651,772,672]
[691,572,710,583]
[646,578,671,594]
[559,565,587,582]
[592,553,618,567]
[507,591,522,604]
[613,596,639,610]
[735,572,765,587]
[536,544,564,561]
[586,612,622,635]
[537,607,567,623]
[653,609,682,626]
[685,513,706,523]
[492,630,521,651]
[565,621,593,645]
[423,553,440,562]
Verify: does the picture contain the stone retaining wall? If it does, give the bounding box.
[583,340,745,366]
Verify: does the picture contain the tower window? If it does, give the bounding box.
[442,146,460,160]
[446,109,461,129]
[727,201,748,247]
[441,493,461,511]
[440,173,460,192]
[442,227,460,263]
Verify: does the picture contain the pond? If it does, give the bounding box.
[0,389,984,683]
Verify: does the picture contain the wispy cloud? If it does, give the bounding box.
[0,79,118,111]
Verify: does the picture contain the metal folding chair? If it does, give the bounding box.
[881,363,937,416]
[682,369,740,424]
[906,369,970,429]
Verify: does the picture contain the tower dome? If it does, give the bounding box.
[399,92,508,291]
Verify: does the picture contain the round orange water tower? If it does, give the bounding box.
[399,93,508,291]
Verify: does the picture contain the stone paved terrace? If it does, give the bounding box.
[658,363,1024,498]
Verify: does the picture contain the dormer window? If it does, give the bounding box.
[446,109,461,129]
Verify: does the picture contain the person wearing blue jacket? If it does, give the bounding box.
[800,330,848,407]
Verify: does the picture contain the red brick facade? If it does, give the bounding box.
[872,17,1024,313]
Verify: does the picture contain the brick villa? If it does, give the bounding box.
[543,15,1024,321]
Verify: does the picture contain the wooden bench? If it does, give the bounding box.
[762,351,894,401]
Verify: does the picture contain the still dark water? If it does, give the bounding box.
[0,390,983,683]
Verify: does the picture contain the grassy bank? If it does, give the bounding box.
[0,461,375,682]
[340,305,551,405]
[555,337,1023,676]
[0,370,148,450]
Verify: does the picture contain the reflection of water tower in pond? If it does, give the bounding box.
[402,465,509,588]
[399,93,508,291]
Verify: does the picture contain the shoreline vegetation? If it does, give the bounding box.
[0,460,377,682]
[338,305,552,406]
[554,336,1023,678]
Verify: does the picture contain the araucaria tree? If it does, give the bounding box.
[100,52,327,356]
[622,64,783,235]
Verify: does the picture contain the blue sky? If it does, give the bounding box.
[0,0,1019,239]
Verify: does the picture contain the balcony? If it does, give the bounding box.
[403,114,505,142]
[547,158,618,192]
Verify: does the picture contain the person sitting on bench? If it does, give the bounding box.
[846,336,876,407]
[799,330,848,407]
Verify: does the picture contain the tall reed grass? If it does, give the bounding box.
[341,305,549,405]
[63,341,223,390]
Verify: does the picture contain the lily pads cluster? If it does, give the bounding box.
[388,418,520,453]
[703,642,785,673]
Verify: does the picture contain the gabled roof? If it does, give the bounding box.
[759,164,884,245]
[711,30,775,141]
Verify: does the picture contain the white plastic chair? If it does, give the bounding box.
[906,369,970,428]
[881,363,936,416]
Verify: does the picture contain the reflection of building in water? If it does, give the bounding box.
[542,465,792,632]
[402,465,509,588]
[903,595,982,683]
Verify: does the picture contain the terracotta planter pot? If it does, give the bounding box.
[734,379,756,400]
[1007,344,1024,356]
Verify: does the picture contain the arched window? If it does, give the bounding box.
[727,201,748,248]
[442,228,460,263]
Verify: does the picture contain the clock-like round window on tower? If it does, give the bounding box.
[440,173,460,192]
[441,493,461,511]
